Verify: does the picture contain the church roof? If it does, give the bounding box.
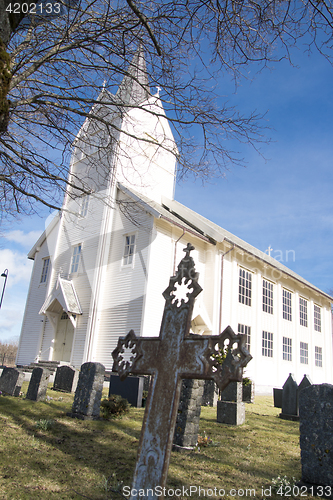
[115,45,150,106]
[118,183,333,302]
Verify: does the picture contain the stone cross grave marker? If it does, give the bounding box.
[112,243,252,500]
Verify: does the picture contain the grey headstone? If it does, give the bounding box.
[217,400,245,425]
[243,381,255,403]
[202,379,219,407]
[280,373,299,420]
[69,362,105,420]
[109,374,144,407]
[217,381,245,425]
[299,384,333,488]
[173,379,204,448]
[273,388,283,408]
[220,381,242,402]
[26,367,51,401]
[53,365,79,393]
[0,367,25,396]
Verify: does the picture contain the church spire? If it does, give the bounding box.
[116,45,150,106]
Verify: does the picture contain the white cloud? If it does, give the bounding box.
[0,249,32,342]
[0,248,33,287]
[4,229,41,249]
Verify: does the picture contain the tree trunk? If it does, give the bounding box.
[0,0,27,132]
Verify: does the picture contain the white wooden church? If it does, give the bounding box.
[17,48,333,393]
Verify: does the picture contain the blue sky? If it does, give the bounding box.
[0,45,332,343]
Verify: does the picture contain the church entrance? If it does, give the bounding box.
[53,312,74,362]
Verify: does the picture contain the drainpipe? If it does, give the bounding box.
[219,245,235,333]
[173,229,186,275]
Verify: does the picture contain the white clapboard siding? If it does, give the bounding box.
[219,247,333,390]
[37,193,107,367]
[93,196,153,369]
[141,221,174,338]
[16,220,60,365]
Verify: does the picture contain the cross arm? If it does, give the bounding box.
[112,330,160,380]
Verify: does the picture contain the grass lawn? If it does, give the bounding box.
[0,383,313,500]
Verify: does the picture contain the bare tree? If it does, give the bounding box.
[0,337,19,366]
[1,0,333,219]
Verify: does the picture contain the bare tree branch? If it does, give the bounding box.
[1,0,333,220]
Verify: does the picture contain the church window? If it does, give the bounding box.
[262,331,273,357]
[79,195,89,217]
[282,337,292,361]
[314,305,321,332]
[300,342,308,364]
[40,257,50,283]
[123,234,136,266]
[315,346,322,367]
[299,297,308,327]
[239,268,252,306]
[71,244,82,273]
[282,289,292,321]
[238,324,251,352]
[262,280,273,314]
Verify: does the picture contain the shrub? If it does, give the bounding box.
[100,394,129,419]
[242,377,252,386]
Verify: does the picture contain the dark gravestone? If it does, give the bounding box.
[280,373,299,421]
[202,379,218,406]
[217,381,245,425]
[0,367,25,396]
[299,384,333,489]
[273,388,283,408]
[297,375,312,412]
[173,379,204,449]
[109,374,144,407]
[53,365,79,393]
[242,381,255,403]
[299,374,312,392]
[26,367,51,401]
[220,380,242,402]
[68,362,105,420]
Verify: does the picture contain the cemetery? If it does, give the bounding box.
[0,249,332,500]
[0,383,311,500]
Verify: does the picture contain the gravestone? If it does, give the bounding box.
[298,374,312,393]
[299,384,333,489]
[173,379,204,449]
[297,374,312,412]
[68,362,105,420]
[0,367,25,396]
[217,381,245,425]
[109,374,144,407]
[242,381,255,403]
[273,388,283,408]
[112,244,252,500]
[26,367,51,401]
[53,365,79,393]
[280,373,299,421]
[202,379,218,406]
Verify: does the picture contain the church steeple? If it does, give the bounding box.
[116,45,150,106]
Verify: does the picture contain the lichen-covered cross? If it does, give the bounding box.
[112,243,252,499]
